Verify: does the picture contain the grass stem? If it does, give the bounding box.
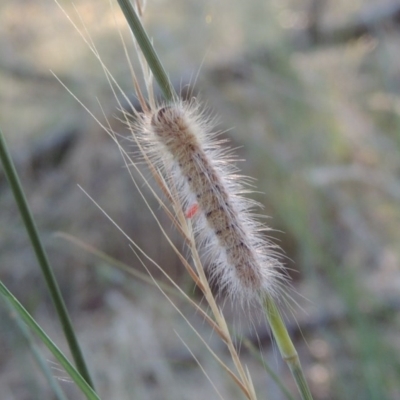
[3,299,69,400]
[0,129,95,390]
[116,0,176,102]
[264,296,314,400]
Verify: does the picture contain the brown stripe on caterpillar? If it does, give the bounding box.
[149,103,269,297]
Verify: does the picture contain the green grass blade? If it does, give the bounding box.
[0,128,94,389]
[116,0,176,101]
[3,299,69,400]
[0,281,101,400]
[264,296,314,400]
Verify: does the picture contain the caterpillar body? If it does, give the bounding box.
[141,100,284,302]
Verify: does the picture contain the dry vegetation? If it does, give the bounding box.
[1,0,400,399]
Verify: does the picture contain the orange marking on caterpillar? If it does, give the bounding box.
[185,203,199,219]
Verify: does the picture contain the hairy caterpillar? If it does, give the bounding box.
[139,99,285,303]
[51,0,286,304]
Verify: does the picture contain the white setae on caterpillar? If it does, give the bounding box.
[138,99,286,303]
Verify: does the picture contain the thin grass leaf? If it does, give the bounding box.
[3,300,68,400]
[0,128,94,389]
[0,280,100,400]
[55,232,182,299]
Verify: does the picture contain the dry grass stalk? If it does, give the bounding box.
[55,1,313,399]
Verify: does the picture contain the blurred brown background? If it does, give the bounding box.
[1,0,400,399]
